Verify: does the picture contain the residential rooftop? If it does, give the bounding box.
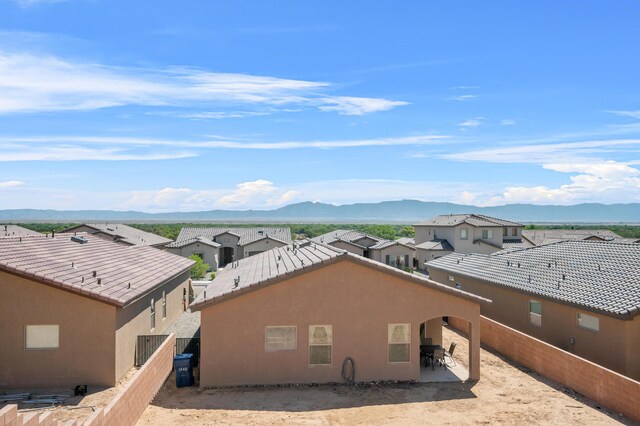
[169,227,292,247]
[427,240,640,319]
[414,214,523,228]
[311,229,385,247]
[522,229,622,246]
[0,233,193,307]
[64,223,173,247]
[191,241,489,311]
[1,224,41,237]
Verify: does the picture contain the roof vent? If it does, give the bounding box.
[204,290,206,298]
[597,264,601,272]
[71,236,88,244]
[92,271,97,277]
[562,274,566,281]
[234,277,240,288]
[97,278,102,285]
[128,283,131,289]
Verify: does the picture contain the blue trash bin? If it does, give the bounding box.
[174,353,194,387]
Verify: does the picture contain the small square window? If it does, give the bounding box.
[577,313,599,332]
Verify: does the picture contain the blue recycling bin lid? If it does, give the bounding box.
[174,353,193,360]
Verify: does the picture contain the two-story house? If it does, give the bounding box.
[414,214,526,269]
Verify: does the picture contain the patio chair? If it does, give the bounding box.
[444,342,457,367]
[432,348,446,371]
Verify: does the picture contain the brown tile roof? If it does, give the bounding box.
[190,241,490,311]
[63,223,173,247]
[0,233,193,307]
[170,227,292,247]
[414,214,523,228]
[1,224,41,237]
[522,229,622,246]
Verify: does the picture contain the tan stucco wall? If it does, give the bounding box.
[199,259,481,386]
[415,248,451,270]
[115,271,191,381]
[242,238,288,258]
[167,243,218,271]
[0,271,117,387]
[371,245,414,268]
[429,268,639,379]
[331,240,364,256]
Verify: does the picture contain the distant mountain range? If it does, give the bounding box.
[1,200,639,223]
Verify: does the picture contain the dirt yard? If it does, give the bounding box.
[137,327,634,425]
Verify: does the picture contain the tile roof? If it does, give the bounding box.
[369,239,414,250]
[311,229,386,247]
[166,236,221,249]
[502,238,535,250]
[0,233,193,307]
[1,224,41,237]
[415,239,454,251]
[522,229,622,246]
[414,214,523,228]
[172,227,292,247]
[191,241,490,310]
[427,240,640,318]
[396,237,415,247]
[64,223,173,247]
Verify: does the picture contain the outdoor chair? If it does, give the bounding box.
[432,348,446,371]
[444,342,457,367]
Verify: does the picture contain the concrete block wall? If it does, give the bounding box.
[0,405,82,426]
[84,333,176,426]
[448,316,640,422]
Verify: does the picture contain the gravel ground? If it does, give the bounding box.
[164,310,201,338]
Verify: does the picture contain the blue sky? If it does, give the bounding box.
[1,0,640,211]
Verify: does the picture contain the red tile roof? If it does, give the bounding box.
[0,233,193,307]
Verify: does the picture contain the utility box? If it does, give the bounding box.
[174,353,194,387]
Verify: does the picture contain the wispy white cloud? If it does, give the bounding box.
[458,117,483,129]
[500,119,517,126]
[0,180,25,188]
[0,50,407,116]
[447,94,477,101]
[608,110,640,120]
[0,134,449,161]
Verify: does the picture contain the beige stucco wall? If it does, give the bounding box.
[199,259,481,387]
[331,240,364,256]
[167,243,218,271]
[415,248,452,271]
[242,238,288,258]
[0,271,117,387]
[371,245,414,268]
[115,271,191,381]
[429,268,639,379]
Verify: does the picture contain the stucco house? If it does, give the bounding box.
[0,233,193,388]
[427,240,640,380]
[191,242,488,387]
[1,224,41,237]
[521,229,623,246]
[311,230,415,269]
[166,227,292,270]
[63,223,173,248]
[414,214,526,269]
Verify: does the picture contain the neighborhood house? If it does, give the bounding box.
[190,241,488,387]
[0,233,193,388]
[63,223,173,248]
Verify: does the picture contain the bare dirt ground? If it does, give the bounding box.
[137,327,634,425]
[0,367,138,424]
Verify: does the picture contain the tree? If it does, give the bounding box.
[188,254,209,279]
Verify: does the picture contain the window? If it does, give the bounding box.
[309,325,332,365]
[460,228,468,240]
[577,313,599,332]
[388,323,411,363]
[503,228,508,237]
[150,298,155,330]
[529,300,542,327]
[448,275,455,282]
[162,291,167,320]
[25,325,59,350]
[482,229,493,239]
[265,326,297,351]
[511,227,518,236]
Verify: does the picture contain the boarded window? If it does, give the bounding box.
[388,323,410,363]
[529,300,542,327]
[577,312,599,332]
[25,325,59,350]
[309,325,332,365]
[265,326,297,351]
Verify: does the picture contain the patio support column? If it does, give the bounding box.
[469,318,481,380]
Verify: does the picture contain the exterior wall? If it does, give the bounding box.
[429,267,638,379]
[212,233,241,261]
[115,271,191,381]
[167,243,219,271]
[199,259,481,386]
[242,238,288,258]
[0,271,117,387]
[331,240,364,256]
[469,241,502,255]
[415,224,509,254]
[415,248,452,270]
[371,245,414,269]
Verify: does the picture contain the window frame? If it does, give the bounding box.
[150,298,156,330]
[460,228,468,240]
[529,300,542,327]
[24,325,60,350]
[577,312,600,333]
[162,290,167,320]
[511,227,518,236]
[265,325,297,352]
[388,323,411,363]
[308,325,332,366]
[482,229,493,239]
